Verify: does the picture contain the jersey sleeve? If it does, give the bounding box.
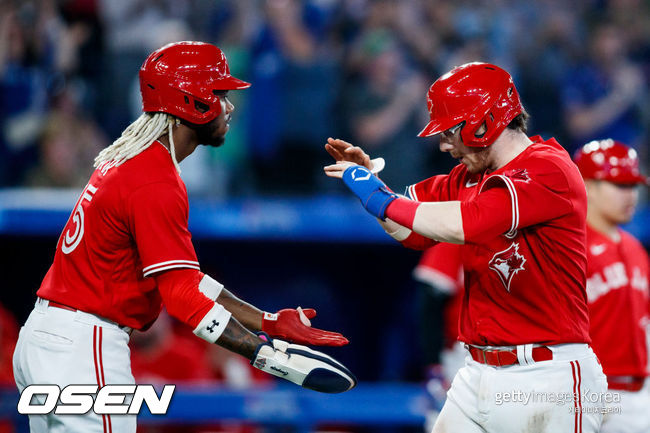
[405,173,456,202]
[128,182,200,277]
[413,243,463,294]
[480,163,574,236]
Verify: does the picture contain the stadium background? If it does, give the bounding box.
[1,0,650,431]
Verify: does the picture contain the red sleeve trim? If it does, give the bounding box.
[406,184,419,201]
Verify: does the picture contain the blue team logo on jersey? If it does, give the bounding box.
[488,242,526,292]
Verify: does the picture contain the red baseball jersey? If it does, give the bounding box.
[585,224,650,377]
[413,243,464,347]
[406,136,591,346]
[38,142,211,330]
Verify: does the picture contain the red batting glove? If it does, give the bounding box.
[261,308,349,347]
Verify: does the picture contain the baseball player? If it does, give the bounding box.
[325,62,607,432]
[13,41,354,433]
[415,243,465,430]
[415,242,465,389]
[573,139,650,433]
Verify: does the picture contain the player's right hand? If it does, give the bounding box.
[262,308,349,347]
[251,333,357,393]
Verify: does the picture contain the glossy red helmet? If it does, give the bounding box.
[418,62,523,147]
[139,41,250,125]
[573,139,647,185]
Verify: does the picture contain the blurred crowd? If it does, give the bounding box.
[1,0,650,195]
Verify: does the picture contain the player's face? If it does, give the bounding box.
[439,123,490,173]
[588,180,639,224]
[195,91,234,148]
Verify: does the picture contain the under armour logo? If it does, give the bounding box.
[206,320,220,333]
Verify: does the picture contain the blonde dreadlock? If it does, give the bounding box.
[94,112,182,174]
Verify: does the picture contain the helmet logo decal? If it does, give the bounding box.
[488,242,527,292]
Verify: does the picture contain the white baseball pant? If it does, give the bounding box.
[13,298,136,433]
[432,344,607,433]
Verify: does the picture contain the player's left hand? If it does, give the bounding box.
[262,307,349,347]
[325,137,385,174]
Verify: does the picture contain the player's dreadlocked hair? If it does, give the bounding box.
[93,112,181,173]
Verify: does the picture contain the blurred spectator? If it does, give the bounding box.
[342,28,429,191]
[24,84,107,187]
[561,21,648,155]
[1,0,650,194]
[0,1,49,186]
[248,0,342,193]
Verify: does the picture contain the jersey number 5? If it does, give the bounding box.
[61,183,98,254]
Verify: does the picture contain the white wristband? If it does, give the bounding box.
[193,303,231,343]
[198,274,224,301]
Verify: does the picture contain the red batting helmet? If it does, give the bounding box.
[139,41,250,125]
[418,62,523,147]
[574,139,647,185]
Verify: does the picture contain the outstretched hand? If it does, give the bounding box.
[325,137,372,168]
[262,307,349,347]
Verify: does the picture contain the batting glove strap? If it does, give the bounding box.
[251,338,357,394]
[193,303,232,343]
[342,166,398,220]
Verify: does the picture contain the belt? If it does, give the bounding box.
[607,376,645,392]
[467,345,553,367]
[45,299,134,335]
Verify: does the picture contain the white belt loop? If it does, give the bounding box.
[516,344,534,365]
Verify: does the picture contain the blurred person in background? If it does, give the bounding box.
[574,139,650,433]
[0,1,50,186]
[0,0,101,186]
[25,83,107,187]
[342,28,428,192]
[561,22,648,155]
[414,243,464,432]
[247,0,341,193]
